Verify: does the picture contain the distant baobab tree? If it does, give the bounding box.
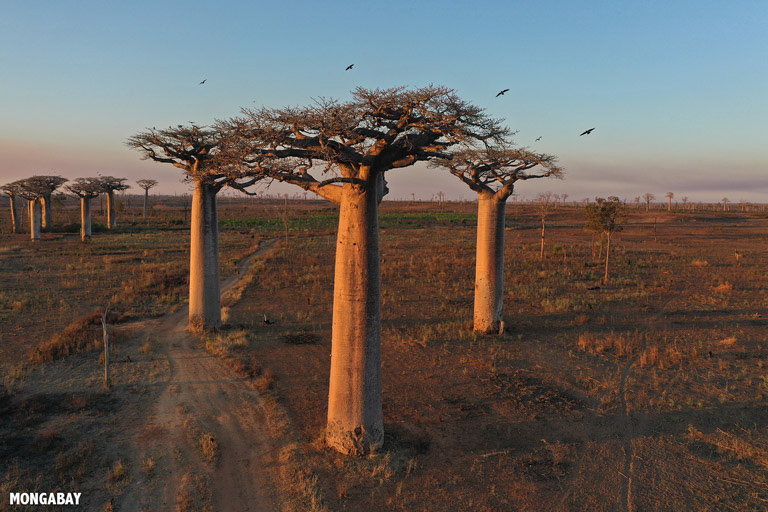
[98,176,130,229]
[585,196,625,284]
[633,196,641,209]
[552,193,560,208]
[66,178,103,242]
[229,85,503,455]
[643,192,655,211]
[17,179,47,241]
[722,197,730,211]
[127,124,261,330]
[561,193,568,207]
[1,181,25,233]
[681,196,688,210]
[433,145,562,334]
[136,179,159,219]
[665,192,674,212]
[25,175,67,231]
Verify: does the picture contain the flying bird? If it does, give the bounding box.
[262,314,274,326]
[496,88,510,97]
[580,127,595,136]
[345,64,354,70]
[199,79,206,85]
[535,136,542,142]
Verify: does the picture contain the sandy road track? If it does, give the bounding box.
[121,238,281,511]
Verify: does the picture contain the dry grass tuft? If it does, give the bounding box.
[691,260,709,267]
[108,459,127,482]
[199,433,219,465]
[713,282,733,293]
[576,331,638,357]
[30,312,126,364]
[718,336,737,347]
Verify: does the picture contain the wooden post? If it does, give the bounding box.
[101,310,110,388]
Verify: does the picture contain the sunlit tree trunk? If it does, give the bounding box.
[188,180,221,330]
[9,196,21,234]
[28,199,41,241]
[80,197,92,242]
[143,189,149,219]
[326,181,384,455]
[473,193,506,334]
[41,193,53,231]
[106,191,117,228]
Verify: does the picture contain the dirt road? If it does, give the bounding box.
[121,239,281,511]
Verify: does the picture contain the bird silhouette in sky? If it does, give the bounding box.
[580,127,595,136]
[199,79,206,85]
[535,136,542,141]
[345,64,354,70]
[496,88,509,97]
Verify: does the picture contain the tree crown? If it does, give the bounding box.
[432,143,562,199]
[585,196,626,235]
[227,85,506,203]
[136,179,159,190]
[66,178,104,199]
[127,124,263,193]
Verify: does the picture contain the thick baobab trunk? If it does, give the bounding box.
[106,191,117,228]
[41,193,53,231]
[473,194,506,334]
[9,196,21,234]
[188,181,221,330]
[80,198,92,242]
[143,189,149,219]
[326,183,384,455]
[28,199,41,241]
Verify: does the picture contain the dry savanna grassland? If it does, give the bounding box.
[1,195,768,511]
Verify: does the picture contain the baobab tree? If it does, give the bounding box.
[585,196,625,284]
[229,86,503,455]
[561,193,569,207]
[643,192,655,211]
[16,179,46,241]
[681,196,689,210]
[66,178,103,242]
[127,124,261,330]
[432,145,562,333]
[136,179,159,219]
[722,197,730,212]
[1,181,24,233]
[97,176,130,228]
[665,191,674,212]
[26,175,67,231]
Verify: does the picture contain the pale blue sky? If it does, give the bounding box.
[1,0,766,201]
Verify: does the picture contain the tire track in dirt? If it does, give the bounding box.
[121,238,280,511]
[553,271,686,511]
[617,274,686,512]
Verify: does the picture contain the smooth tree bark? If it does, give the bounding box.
[98,177,130,228]
[432,146,562,334]
[28,199,42,240]
[127,125,260,330]
[81,197,93,241]
[1,181,24,233]
[189,180,222,329]
[231,86,504,454]
[474,191,508,333]
[66,178,103,242]
[136,179,158,219]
